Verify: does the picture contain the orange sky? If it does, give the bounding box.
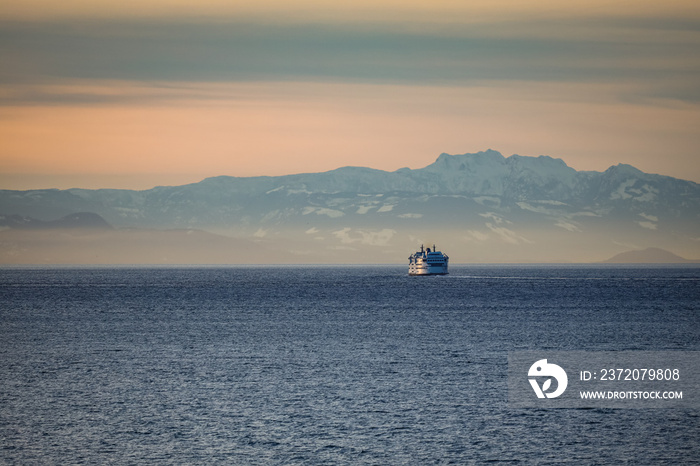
[1,1,699,189]
[3,0,698,21]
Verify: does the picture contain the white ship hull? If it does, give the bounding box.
[408,263,449,276]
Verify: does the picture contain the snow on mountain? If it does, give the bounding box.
[1,150,699,263]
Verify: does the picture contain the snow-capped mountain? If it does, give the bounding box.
[1,150,699,263]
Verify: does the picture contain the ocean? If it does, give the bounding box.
[1,265,698,464]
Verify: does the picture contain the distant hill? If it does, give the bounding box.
[603,247,699,263]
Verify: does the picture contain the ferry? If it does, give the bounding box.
[408,244,449,275]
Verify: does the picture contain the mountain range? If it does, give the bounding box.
[1,150,699,263]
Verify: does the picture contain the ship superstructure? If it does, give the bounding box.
[408,244,449,275]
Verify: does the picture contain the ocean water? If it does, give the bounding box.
[1,265,699,464]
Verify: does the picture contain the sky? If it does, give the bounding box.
[1,0,700,190]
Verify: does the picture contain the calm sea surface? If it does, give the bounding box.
[1,265,699,464]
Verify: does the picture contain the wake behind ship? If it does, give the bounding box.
[408,245,449,275]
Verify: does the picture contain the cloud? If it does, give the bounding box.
[479,212,507,224]
[485,223,531,245]
[465,230,489,242]
[555,220,579,232]
[517,202,553,214]
[638,221,658,230]
[302,207,344,218]
[1,17,698,100]
[332,227,396,246]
